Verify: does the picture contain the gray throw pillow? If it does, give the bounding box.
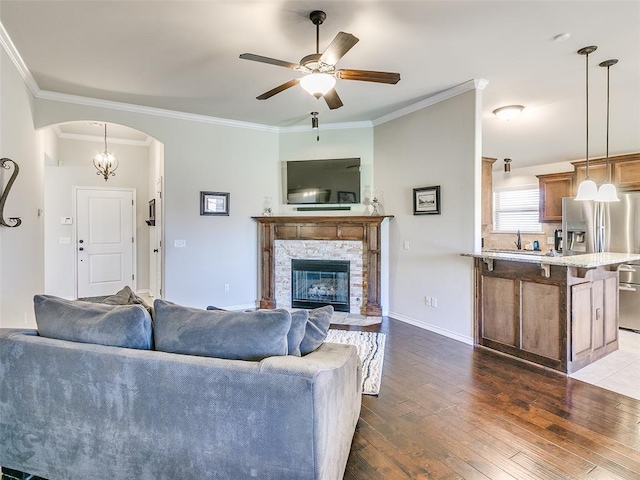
[299,305,334,356]
[288,309,309,356]
[33,295,152,350]
[103,285,153,315]
[154,300,291,361]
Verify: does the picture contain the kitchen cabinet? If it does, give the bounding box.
[612,153,640,190]
[537,172,574,222]
[482,157,496,226]
[471,254,621,373]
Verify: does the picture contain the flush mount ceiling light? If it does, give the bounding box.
[575,46,598,201]
[493,105,524,121]
[553,33,571,42]
[595,59,620,202]
[92,123,119,181]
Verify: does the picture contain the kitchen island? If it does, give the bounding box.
[462,251,640,373]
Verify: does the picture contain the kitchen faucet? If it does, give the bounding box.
[515,230,521,250]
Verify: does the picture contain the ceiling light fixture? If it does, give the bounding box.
[595,59,620,202]
[575,46,598,201]
[504,158,512,173]
[553,33,571,42]
[93,123,119,181]
[493,105,524,121]
[300,73,336,98]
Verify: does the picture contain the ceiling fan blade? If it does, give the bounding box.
[256,78,301,100]
[240,53,300,70]
[323,88,343,110]
[319,32,359,66]
[337,69,401,84]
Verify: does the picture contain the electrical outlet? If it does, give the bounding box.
[432,297,438,308]
[224,284,230,292]
[174,239,186,248]
[404,240,410,250]
[424,296,431,307]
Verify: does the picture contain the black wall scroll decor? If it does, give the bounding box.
[0,158,22,227]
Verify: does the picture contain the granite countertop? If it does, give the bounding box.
[461,251,640,268]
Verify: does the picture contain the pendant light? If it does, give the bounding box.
[311,112,319,141]
[575,46,598,201]
[595,59,620,202]
[93,123,119,181]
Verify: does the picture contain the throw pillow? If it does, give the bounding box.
[287,309,309,356]
[299,305,334,356]
[102,285,153,315]
[154,300,291,361]
[33,295,153,350]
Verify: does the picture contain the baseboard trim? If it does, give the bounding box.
[388,311,473,346]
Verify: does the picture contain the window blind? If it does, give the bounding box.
[493,188,542,232]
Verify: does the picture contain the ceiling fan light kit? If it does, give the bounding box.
[239,10,400,110]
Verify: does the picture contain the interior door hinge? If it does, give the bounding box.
[132,237,134,243]
[132,274,135,280]
[132,200,134,206]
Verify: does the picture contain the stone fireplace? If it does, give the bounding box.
[253,216,391,316]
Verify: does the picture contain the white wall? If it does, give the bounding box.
[0,48,43,328]
[374,90,481,343]
[35,99,279,309]
[44,136,150,298]
[493,161,574,190]
[279,126,374,215]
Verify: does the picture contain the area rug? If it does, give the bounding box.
[330,311,382,327]
[325,329,386,395]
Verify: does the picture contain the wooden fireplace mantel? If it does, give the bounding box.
[253,215,392,316]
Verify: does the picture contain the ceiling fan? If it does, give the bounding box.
[239,10,401,110]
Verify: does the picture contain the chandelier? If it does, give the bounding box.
[93,123,119,181]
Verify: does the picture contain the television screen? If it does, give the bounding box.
[286,158,361,205]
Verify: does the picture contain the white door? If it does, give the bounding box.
[76,188,135,298]
[154,177,163,298]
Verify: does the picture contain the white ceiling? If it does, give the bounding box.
[1,1,638,168]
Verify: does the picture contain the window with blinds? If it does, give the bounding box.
[493,188,543,232]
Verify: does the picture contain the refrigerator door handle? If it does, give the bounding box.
[618,265,637,273]
[619,283,637,292]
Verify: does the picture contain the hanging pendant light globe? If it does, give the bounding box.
[575,46,598,201]
[595,58,620,203]
[300,73,336,98]
[93,123,119,181]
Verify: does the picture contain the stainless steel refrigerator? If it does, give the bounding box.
[562,193,640,331]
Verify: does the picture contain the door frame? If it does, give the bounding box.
[73,186,137,299]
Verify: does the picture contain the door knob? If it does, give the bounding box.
[153,249,159,253]
[79,247,84,251]
[79,239,84,243]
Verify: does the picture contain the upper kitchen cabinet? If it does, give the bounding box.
[482,157,496,226]
[611,153,640,190]
[572,153,640,193]
[572,158,608,189]
[537,172,574,222]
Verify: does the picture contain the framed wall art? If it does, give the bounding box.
[200,191,229,216]
[413,186,441,215]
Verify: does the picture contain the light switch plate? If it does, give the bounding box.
[61,217,73,225]
[174,239,186,248]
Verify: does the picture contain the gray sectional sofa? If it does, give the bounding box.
[0,297,362,480]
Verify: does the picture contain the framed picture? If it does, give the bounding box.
[338,191,357,203]
[413,186,441,215]
[200,191,229,216]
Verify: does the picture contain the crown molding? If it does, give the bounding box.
[279,120,372,134]
[36,90,280,133]
[372,78,489,127]
[0,22,40,96]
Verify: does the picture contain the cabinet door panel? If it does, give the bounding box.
[572,283,593,360]
[603,276,618,344]
[521,282,561,360]
[482,276,517,347]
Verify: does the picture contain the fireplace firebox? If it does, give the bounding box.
[291,259,350,312]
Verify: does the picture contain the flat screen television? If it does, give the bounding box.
[286,158,361,205]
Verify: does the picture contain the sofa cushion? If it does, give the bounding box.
[154,300,291,361]
[33,295,153,350]
[299,305,334,356]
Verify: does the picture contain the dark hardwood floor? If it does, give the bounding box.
[335,318,640,480]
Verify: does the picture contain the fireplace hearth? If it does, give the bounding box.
[291,259,350,312]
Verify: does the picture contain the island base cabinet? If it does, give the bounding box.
[476,258,619,374]
[570,276,619,372]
